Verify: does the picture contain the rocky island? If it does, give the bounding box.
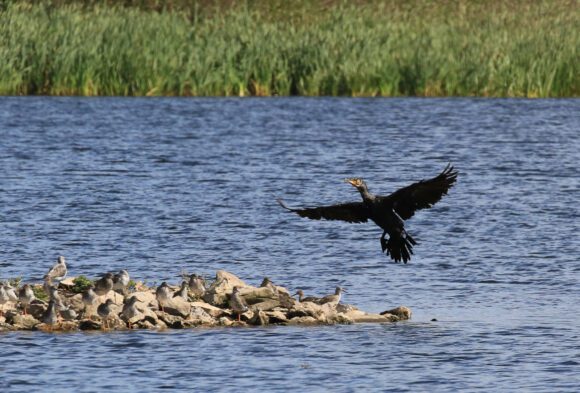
[0,270,411,332]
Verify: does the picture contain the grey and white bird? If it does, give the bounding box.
[46,256,67,282]
[121,296,142,329]
[4,282,18,303]
[229,286,248,322]
[18,284,35,315]
[48,286,66,313]
[97,299,115,329]
[42,299,59,331]
[317,287,346,307]
[61,307,77,321]
[156,282,172,312]
[294,289,321,303]
[82,286,98,319]
[0,284,10,316]
[260,277,277,293]
[188,274,205,298]
[43,275,53,297]
[260,278,293,308]
[174,281,189,299]
[94,273,114,298]
[113,269,130,299]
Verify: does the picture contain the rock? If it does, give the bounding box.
[292,301,325,319]
[79,319,101,330]
[102,290,126,306]
[265,310,288,324]
[380,313,400,322]
[7,313,40,330]
[1,270,412,332]
[327,313,353,324]
[66,294,85,314]
[287,316,319,326]
[28,302,48,320]
[249,310,269,326]
[380,306,412,320]
[250,299,281,312]
[186,307,216,326]
[156,312,185,328]
[286,309,310,319]
[190,301,228,318]
[36,321,78,332]
[162,297,191,318]
[203,270,250,306]
[218,317,234,327]
[155,311,184,329]
[59,277,76,289]
[341,309,392,323]
[336,304,359,313]
[131,291,158,308]
[59,321,79,331]
[136,320,156,329]
[239,287,277,305]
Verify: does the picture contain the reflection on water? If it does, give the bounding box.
[0,98,578,392]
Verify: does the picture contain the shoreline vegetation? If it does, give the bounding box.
[0,1,577,97]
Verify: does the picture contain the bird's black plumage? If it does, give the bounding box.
[278,164,458,263]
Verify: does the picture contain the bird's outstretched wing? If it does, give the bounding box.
[277,199,369,223]
[380,164,458,220]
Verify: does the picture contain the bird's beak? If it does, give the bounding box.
[344,178,355,186]
[342,288,348,293]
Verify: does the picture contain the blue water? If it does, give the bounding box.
[0,97,578,392]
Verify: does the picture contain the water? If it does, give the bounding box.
[0,97,578,392]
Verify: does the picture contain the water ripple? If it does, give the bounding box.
[0,97,579,392]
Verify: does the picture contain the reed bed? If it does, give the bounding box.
[0,1,577,96]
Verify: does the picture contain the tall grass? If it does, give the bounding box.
[0,1,577,96]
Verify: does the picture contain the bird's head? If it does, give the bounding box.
[58,256,66,264]
[345,178,366,189]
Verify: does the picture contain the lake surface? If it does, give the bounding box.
[0,97,578,392]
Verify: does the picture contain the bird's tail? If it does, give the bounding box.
[386,232,417,263]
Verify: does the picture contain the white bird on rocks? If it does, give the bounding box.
[229,286,248,322]
[82,286,98,320]
[43,275,53,297]
[97,299,115,329]
[18,284,36,315]
[94,273,114,298]
[61,307,77,321]
[121,296,143,329]
[156,282,171,312]
[260,277,277,293]
[294,289,321,303]
[113,269,130,301]
[42,299,59,331]
[317,287,346,307]
[46,256,67,282]
[174,281,189,300]
[48,286,67,314]
[4,282,18,303]
[0,284,10,317]
[188,274,205,298]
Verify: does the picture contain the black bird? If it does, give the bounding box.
[278,164,458,263]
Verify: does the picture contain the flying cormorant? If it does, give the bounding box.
[278,164,458,263]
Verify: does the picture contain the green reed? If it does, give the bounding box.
[0,1,577,96]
